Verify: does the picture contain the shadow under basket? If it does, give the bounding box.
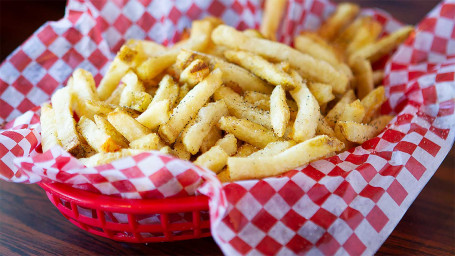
[39,182,211,243]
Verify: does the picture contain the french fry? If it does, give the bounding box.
[70,69,99,118]
[200,126,223,153]
[86,100,140,118]
[361,86,386,123]
[346,19,382,55]
[212,25,348,94]
[218,116,279,148]
[307,82,335,106]
[94,115,129,148]
[318,3,360,41]
[182,100,228,154]
[179,59,210,87]
[51,87,86,157]
[270,85,290,137]
[333,16,367,48]
[224,50,296,90]
[159,146,173,156]
[369,115,393,132]
[234,143,258,157]
[40,103,61,152]
[159,68,223,144]
[177,83,191,103]
[316,117,336,138]
[243,29,265,39]
[151,75,179,108]
[228,135,344,180]
[173,139,191,160]
[119,71,153,112]
[194,146,228,173]
[260,0,287,40]
[77,116,121,153]
[130,133,163,151]
[181,50,273,94]
[325,89,355,127]
[352,26,414,63]
[126,39,167,58]
[79,149,145,167]
[105,83,126,105]
[289,71,320,142]
[337,121,377,144]
[373,70,384,86]
[294,32,341,68]
[107,109,151,142]
[339,99,365,123]
[243,91,270,110]
[215,134,238,156]
[136,100,170,130]
[97,45,139,100]
[217,168,231,182]
[247,141,295,158]
[214,86,272,129]
[350,56,374,99]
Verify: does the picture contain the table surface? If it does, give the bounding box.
[0,0,453,255]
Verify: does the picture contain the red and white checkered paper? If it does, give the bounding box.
[1,0,454,255]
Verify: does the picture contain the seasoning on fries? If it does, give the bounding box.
[41,2,413,182]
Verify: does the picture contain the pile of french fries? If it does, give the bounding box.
[40,2,413,181]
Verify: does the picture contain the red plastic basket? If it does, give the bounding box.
[39,182,211,243]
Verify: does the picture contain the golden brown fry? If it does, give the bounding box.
[218,116,279,148]
[152,75,179,108]
[51,87,85,157]
[94,115,129,148]
[247,141,295,158]
[179,59,210,87]
[234,143,259,157]
[260,0,287,40]
[350,56,374,99]
[79,149,145,167]
[130,133,163,151]
[70,69,99,118]
[333,16,367,48]
[294,32,341,68]
[224,50,296,90]
[212,25,348,93]
[40,103,61,152]
[339,99,365,123]
[136,100,170,130]
[318,3,360,41]
[159,68,223,144]
[243,29,265,39]
[369,115,393,132]
[346,19,382,55]
[228,135,344,180]
[270,85,290,137]
[194,146,228,173]
[307,82,335,106]
[373,70,384,86]
[200,126,223,153]
[182,100,228,154]
[77,116,121,153]
[215,134,238,156]
[361,86,386,123]
[217,168,231,182]
[97,45,138,100]
[316,117,336,138]
[290,71,320,142]
[107,109,151,142]
[105,83,126,105]
[337,121,377,144]
[352,26,414,63]
[214,86,272,129]
[325,89,355,127]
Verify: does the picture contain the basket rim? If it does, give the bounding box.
[39,182,209,214]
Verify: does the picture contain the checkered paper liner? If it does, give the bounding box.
[0,0,454,255]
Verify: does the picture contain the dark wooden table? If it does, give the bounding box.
[0,0,453,255]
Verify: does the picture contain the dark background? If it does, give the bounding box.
[0,0,453,255]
